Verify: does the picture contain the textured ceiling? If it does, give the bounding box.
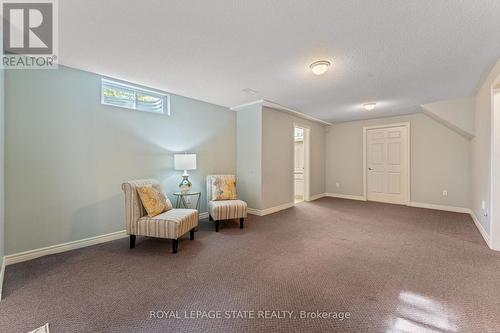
[59,0,500,122]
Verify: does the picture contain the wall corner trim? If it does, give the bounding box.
[247,193,329,216]
[407,202,470,213]
[325,193,366,201]
[421,107,475,140]
[230,99,333,126]
[309,193,326,201]
[230,99,264,111]
[247,202,295,216]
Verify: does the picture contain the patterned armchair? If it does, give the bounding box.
[206,175,248,232]
[122,179,199,253]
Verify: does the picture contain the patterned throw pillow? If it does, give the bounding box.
[211,175,238,201]
[136,185,173,217]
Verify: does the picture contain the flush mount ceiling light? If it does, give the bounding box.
[363,103,377,111]
[309,60,331,75]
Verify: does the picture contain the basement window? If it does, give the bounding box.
[101,78,170,115]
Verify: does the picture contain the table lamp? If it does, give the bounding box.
[174,154,197,193]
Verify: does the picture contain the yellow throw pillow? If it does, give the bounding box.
[136,185,173,217]
[211,176,237,201]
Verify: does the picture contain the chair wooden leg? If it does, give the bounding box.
[190,228,195,240]
[240,218,244,229]
[209,215,213,221]
[129,235,136,248]
[215,220,220,232]
[172,239,178,254]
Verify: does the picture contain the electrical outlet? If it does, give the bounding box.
[442,190,448,197]
[482,200,488,216]
[335,182,340,188]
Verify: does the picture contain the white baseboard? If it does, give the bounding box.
[308,193,326,201]
[313,195,493,250]
[2,201,494,270]
[469,209,492,248]
[248,202,295,216]
[5,230,128,266]
[406,202,494,249]
[408,202,470,214]
[4,213,211,266]
[0,258,5,301]
[247,208,260,215]
[325,193,366,201]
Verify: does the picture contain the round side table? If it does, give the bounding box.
[173,192,201,211]
[173,192,201,231]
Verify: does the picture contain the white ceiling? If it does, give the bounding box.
[60,0,500,123]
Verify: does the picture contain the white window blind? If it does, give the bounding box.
[101,78,170,115]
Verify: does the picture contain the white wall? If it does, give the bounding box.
[262,107,325,209]
[5,66,236,255]
[235,104,326,210]
[421,97,475,139]
[325,113,471,208]
[236,104,262,209]
[472,60,500,240]
[261,107,325,209]
[4,62,496,256]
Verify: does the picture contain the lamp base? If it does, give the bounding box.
[179,175,192,193]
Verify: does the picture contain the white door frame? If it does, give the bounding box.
[490,85,500,250]
[362,122,411,204]
[293,123,311,202]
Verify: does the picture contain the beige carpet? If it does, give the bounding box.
[1,197,500,332]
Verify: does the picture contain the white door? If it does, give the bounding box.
[366,125,409,204]
[294,130,305,202]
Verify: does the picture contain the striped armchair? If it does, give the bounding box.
[207,175,247,232]
[122,179,199,254]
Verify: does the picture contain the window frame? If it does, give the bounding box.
[101,78,170,115]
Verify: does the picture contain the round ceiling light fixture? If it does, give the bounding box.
[310,60,331,75]
[363,103,377,111]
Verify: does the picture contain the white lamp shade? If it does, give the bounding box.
[174,154,197,171]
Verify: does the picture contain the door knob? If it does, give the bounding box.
[368,167,373,170]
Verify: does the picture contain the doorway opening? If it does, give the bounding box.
[294,125,310,204]
[363,122,410,205]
